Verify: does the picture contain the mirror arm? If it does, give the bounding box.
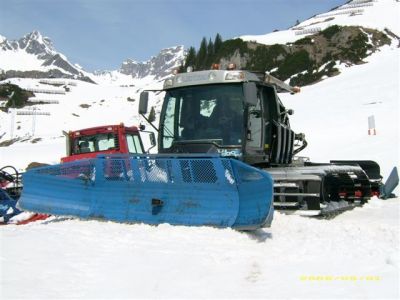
[140,113,159,132]
[146,142,156,153]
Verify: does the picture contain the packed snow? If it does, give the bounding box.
[0,197,398,299]
[1,0,399,298]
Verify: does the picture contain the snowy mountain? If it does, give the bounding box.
[240,0,399,45]
[93,45,185,85]
[0,31,92,81]
[119,45,185,79]
[0,32,185,85]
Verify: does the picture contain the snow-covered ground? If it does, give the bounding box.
[1,197,398,299]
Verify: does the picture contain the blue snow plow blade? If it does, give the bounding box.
[19,154,274,230]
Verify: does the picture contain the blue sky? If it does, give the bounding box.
[1,0,346,71]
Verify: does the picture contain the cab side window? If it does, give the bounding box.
[247,93,263,149]
[126,134,144,154]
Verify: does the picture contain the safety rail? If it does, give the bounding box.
[294,27,321,36]
[315,9,364,18]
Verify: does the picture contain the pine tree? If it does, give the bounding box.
[214,33,223,54]
[206,38,215,68]
[196,37,208,70]
[184,46,197,70]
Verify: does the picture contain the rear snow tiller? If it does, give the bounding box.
[19,154,274,230]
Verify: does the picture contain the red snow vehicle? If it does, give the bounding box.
[60,123,152,163]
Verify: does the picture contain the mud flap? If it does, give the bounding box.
[19,154,274,229]
[380,167,399,199]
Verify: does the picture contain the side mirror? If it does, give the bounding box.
[281,108,294,116]
[62,130,71,157]
[140,129,157,153]
[139,92,149,114]
[149,132,156,147]
[243,82,258,106]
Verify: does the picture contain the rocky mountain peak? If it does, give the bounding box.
[1,31,185,84]
[119,45,185,79]
[0,31,54,56]
[0,31,93,82]
[17,31,55,57]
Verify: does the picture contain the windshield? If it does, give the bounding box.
[72,133,118,154]
[160,84,244,150]
[72,133,144,155]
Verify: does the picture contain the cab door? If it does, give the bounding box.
[244,90,264,165]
